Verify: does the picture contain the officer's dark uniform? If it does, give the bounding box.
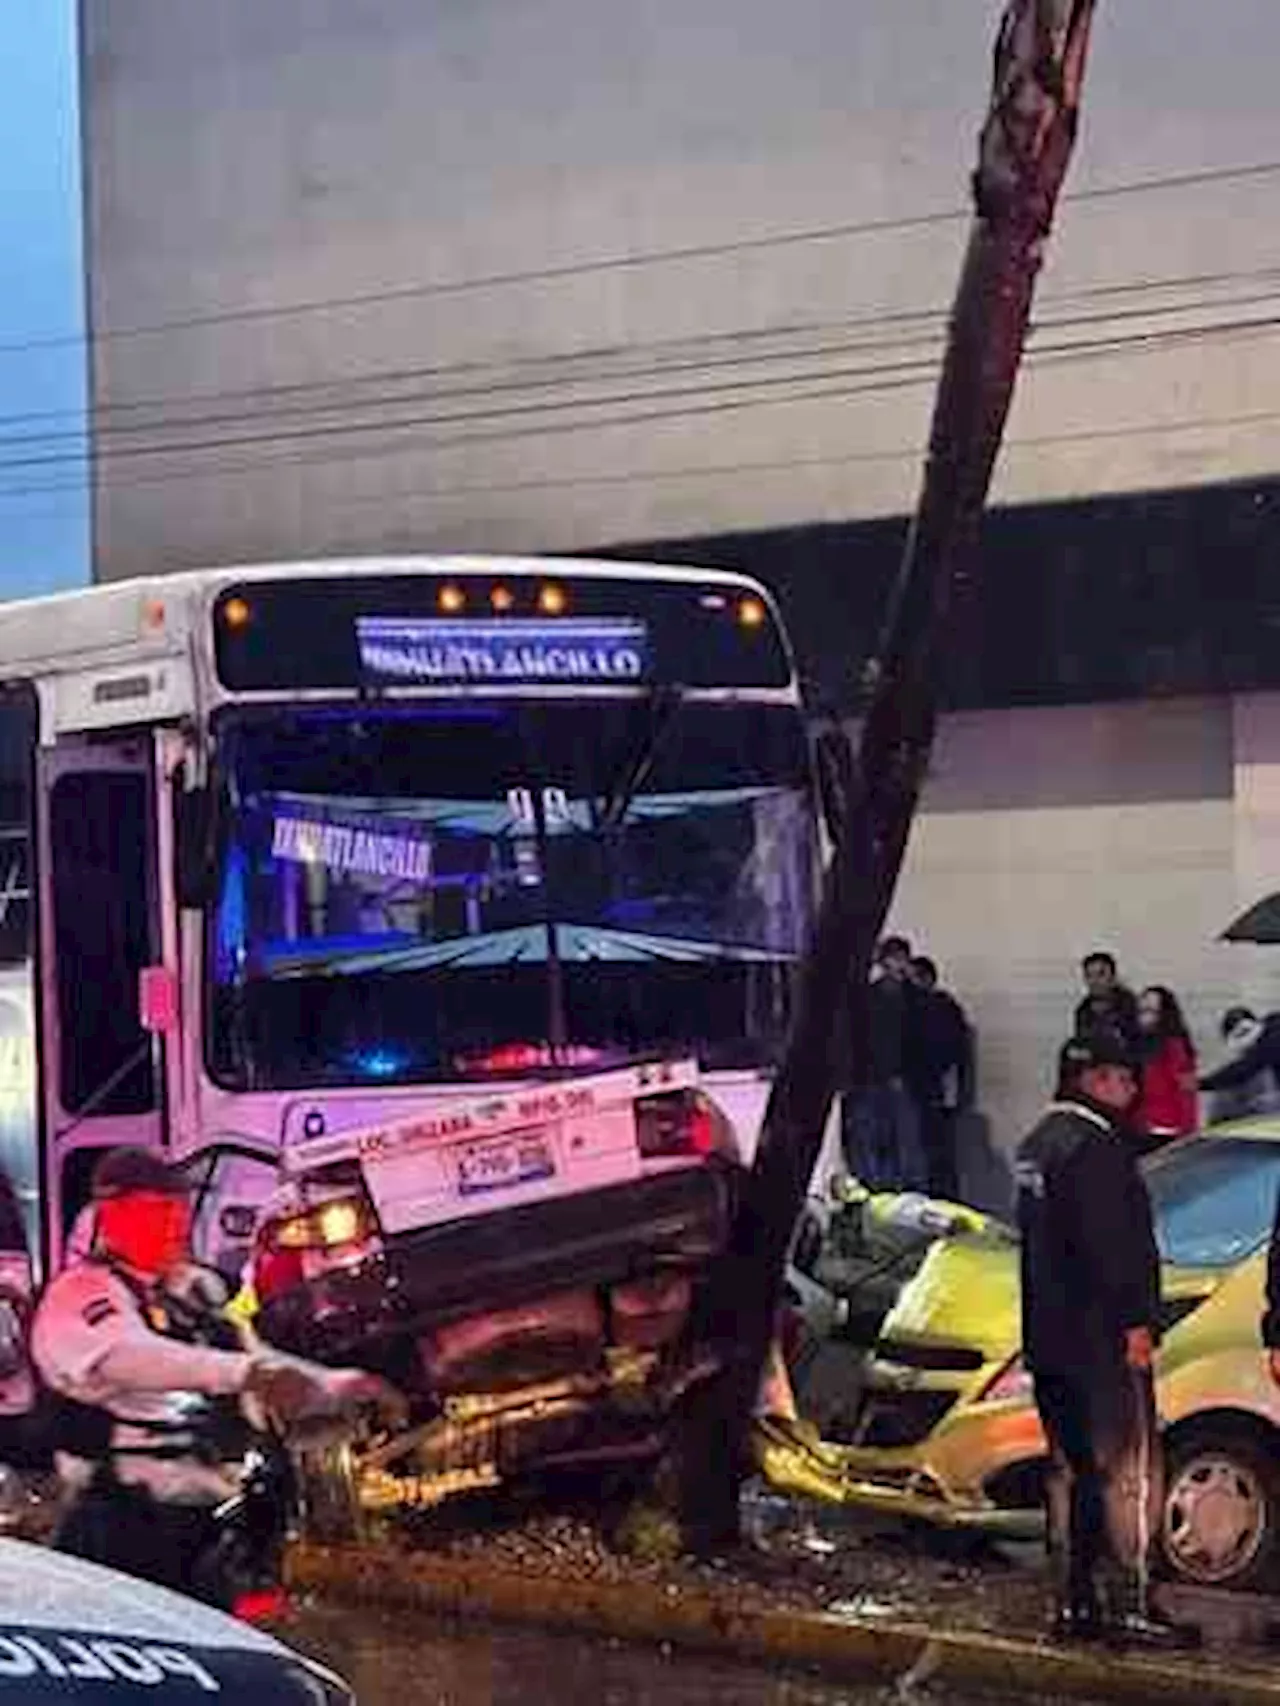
[1015,1034,1166,1637]
[1263,1185,1280,1356]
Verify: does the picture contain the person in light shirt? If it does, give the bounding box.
[32,1147,401,1608]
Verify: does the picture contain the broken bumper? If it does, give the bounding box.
[838,1469,1044,1536]
[258,1162,737,1364]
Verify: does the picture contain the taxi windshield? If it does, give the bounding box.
[1142,1135,1280,1269]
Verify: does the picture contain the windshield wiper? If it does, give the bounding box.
[596,685,684,833]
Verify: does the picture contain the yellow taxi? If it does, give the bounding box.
[839,1117,1280,1590]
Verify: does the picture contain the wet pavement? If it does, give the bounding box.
[284,1601,1100,1706]
[279,1490,1127,1705]
[345,1489,1051,1643]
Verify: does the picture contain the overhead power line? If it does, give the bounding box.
[3,304,1280,508]
[2,266,1279,451]
[11,400,1280,532]
[0,297,1278,476]
[3,156,1280,359]
[313,402,1280,507]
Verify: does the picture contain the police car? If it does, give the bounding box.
[0,1537,353,1701]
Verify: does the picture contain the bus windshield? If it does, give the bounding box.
[206,700,818,1090]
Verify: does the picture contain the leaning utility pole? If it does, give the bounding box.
[670,0,1102,1552]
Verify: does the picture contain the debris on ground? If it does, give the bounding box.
[378,1484,1050,1643]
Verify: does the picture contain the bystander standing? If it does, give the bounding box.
[1200,1006,1278,1120]
[1073,951,1141,1050]
[839,936,927,1192]
[1133,986,1198,1152]
[906,955,975,1200]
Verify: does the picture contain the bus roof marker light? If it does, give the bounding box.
[699,593,728,611]
[737,596,766,630]
[537,583,567,616]
[438,585,466,614]
[222,596,252,631]
[141,598,167,634]
[490,586,515,613]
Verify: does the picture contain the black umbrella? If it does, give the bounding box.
[1222,893,1280,944]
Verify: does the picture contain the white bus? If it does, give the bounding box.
[0,556,830,1500]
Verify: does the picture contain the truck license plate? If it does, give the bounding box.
[454,1130,556,1196]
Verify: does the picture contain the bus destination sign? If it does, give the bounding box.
[355,616,650,685]
[212,574,791,691]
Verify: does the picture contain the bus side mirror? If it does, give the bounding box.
[174,782,218,909]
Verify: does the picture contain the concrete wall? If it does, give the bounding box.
[79,6,1280,1166]
[884,695,1276,1152]
[80,0,1280,580]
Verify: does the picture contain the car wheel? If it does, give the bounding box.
[1161,1426,1279,1590]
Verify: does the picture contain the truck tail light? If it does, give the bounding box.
[251,1191,378,1302]
[635,1089,722,1159]
[268,1195,375,1252]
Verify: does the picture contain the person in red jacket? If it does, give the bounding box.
[1134,986,1198,1149]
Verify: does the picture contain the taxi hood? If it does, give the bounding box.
[877,1228,1232,1368]
[877,1227,1021,1364]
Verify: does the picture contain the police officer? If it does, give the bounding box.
[32,1147,398,1607]
[1262,1182,1280,1382]
[1016,1032,1189,1647]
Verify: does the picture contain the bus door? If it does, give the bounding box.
[35,735,166,1273]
